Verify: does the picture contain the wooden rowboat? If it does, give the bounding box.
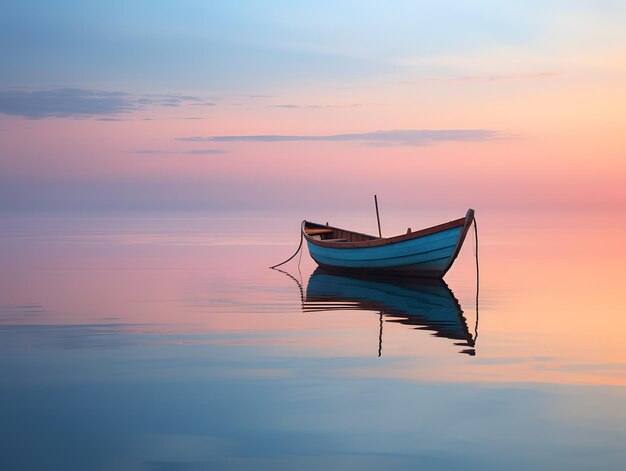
[302,209,475,278]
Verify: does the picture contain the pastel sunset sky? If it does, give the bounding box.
[1,1,625,211]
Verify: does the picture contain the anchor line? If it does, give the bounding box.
[269,221,305,269]
[473,216,479,343]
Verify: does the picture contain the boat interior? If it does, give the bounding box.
[303,221,378,243]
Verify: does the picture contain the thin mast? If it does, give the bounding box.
[374,194,382,238]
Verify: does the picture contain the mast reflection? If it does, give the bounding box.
[303,268,477,356]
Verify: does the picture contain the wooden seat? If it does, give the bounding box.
[305,228,334,235]
[323,238,348,243]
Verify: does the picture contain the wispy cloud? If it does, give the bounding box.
[0,88,215,119]
[96,117,131,122]
[132,149,226,155]
[0,304,45,323]
[177,129,509,147]
[133,149,166,154]
[402,71,559,84]
[271,103,362,109]
[456,71,559,82]
[187,149,226,155]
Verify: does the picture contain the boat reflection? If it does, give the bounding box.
[303,267,477,356]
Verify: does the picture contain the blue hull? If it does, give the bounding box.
[307,226,462,274]
[303,210,474,278]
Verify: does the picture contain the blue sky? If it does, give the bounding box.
[4,0,617,93]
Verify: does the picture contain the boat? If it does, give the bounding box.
[303,267,476,355]
[302,209,475,278]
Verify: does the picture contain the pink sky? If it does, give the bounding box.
[1,2,625,211]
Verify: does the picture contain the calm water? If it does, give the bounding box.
[1,209,625,470]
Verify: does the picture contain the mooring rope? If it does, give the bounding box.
[473,216,479,343]
[269,221,305,269]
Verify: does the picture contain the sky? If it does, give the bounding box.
[1,0,625,211]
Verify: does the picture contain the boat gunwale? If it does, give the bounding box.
[302,214,468,249]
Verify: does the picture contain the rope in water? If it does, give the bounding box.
[269,221,304,269]
[270,267,304,303]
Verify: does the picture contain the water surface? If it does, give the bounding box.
[1,209,625,470]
